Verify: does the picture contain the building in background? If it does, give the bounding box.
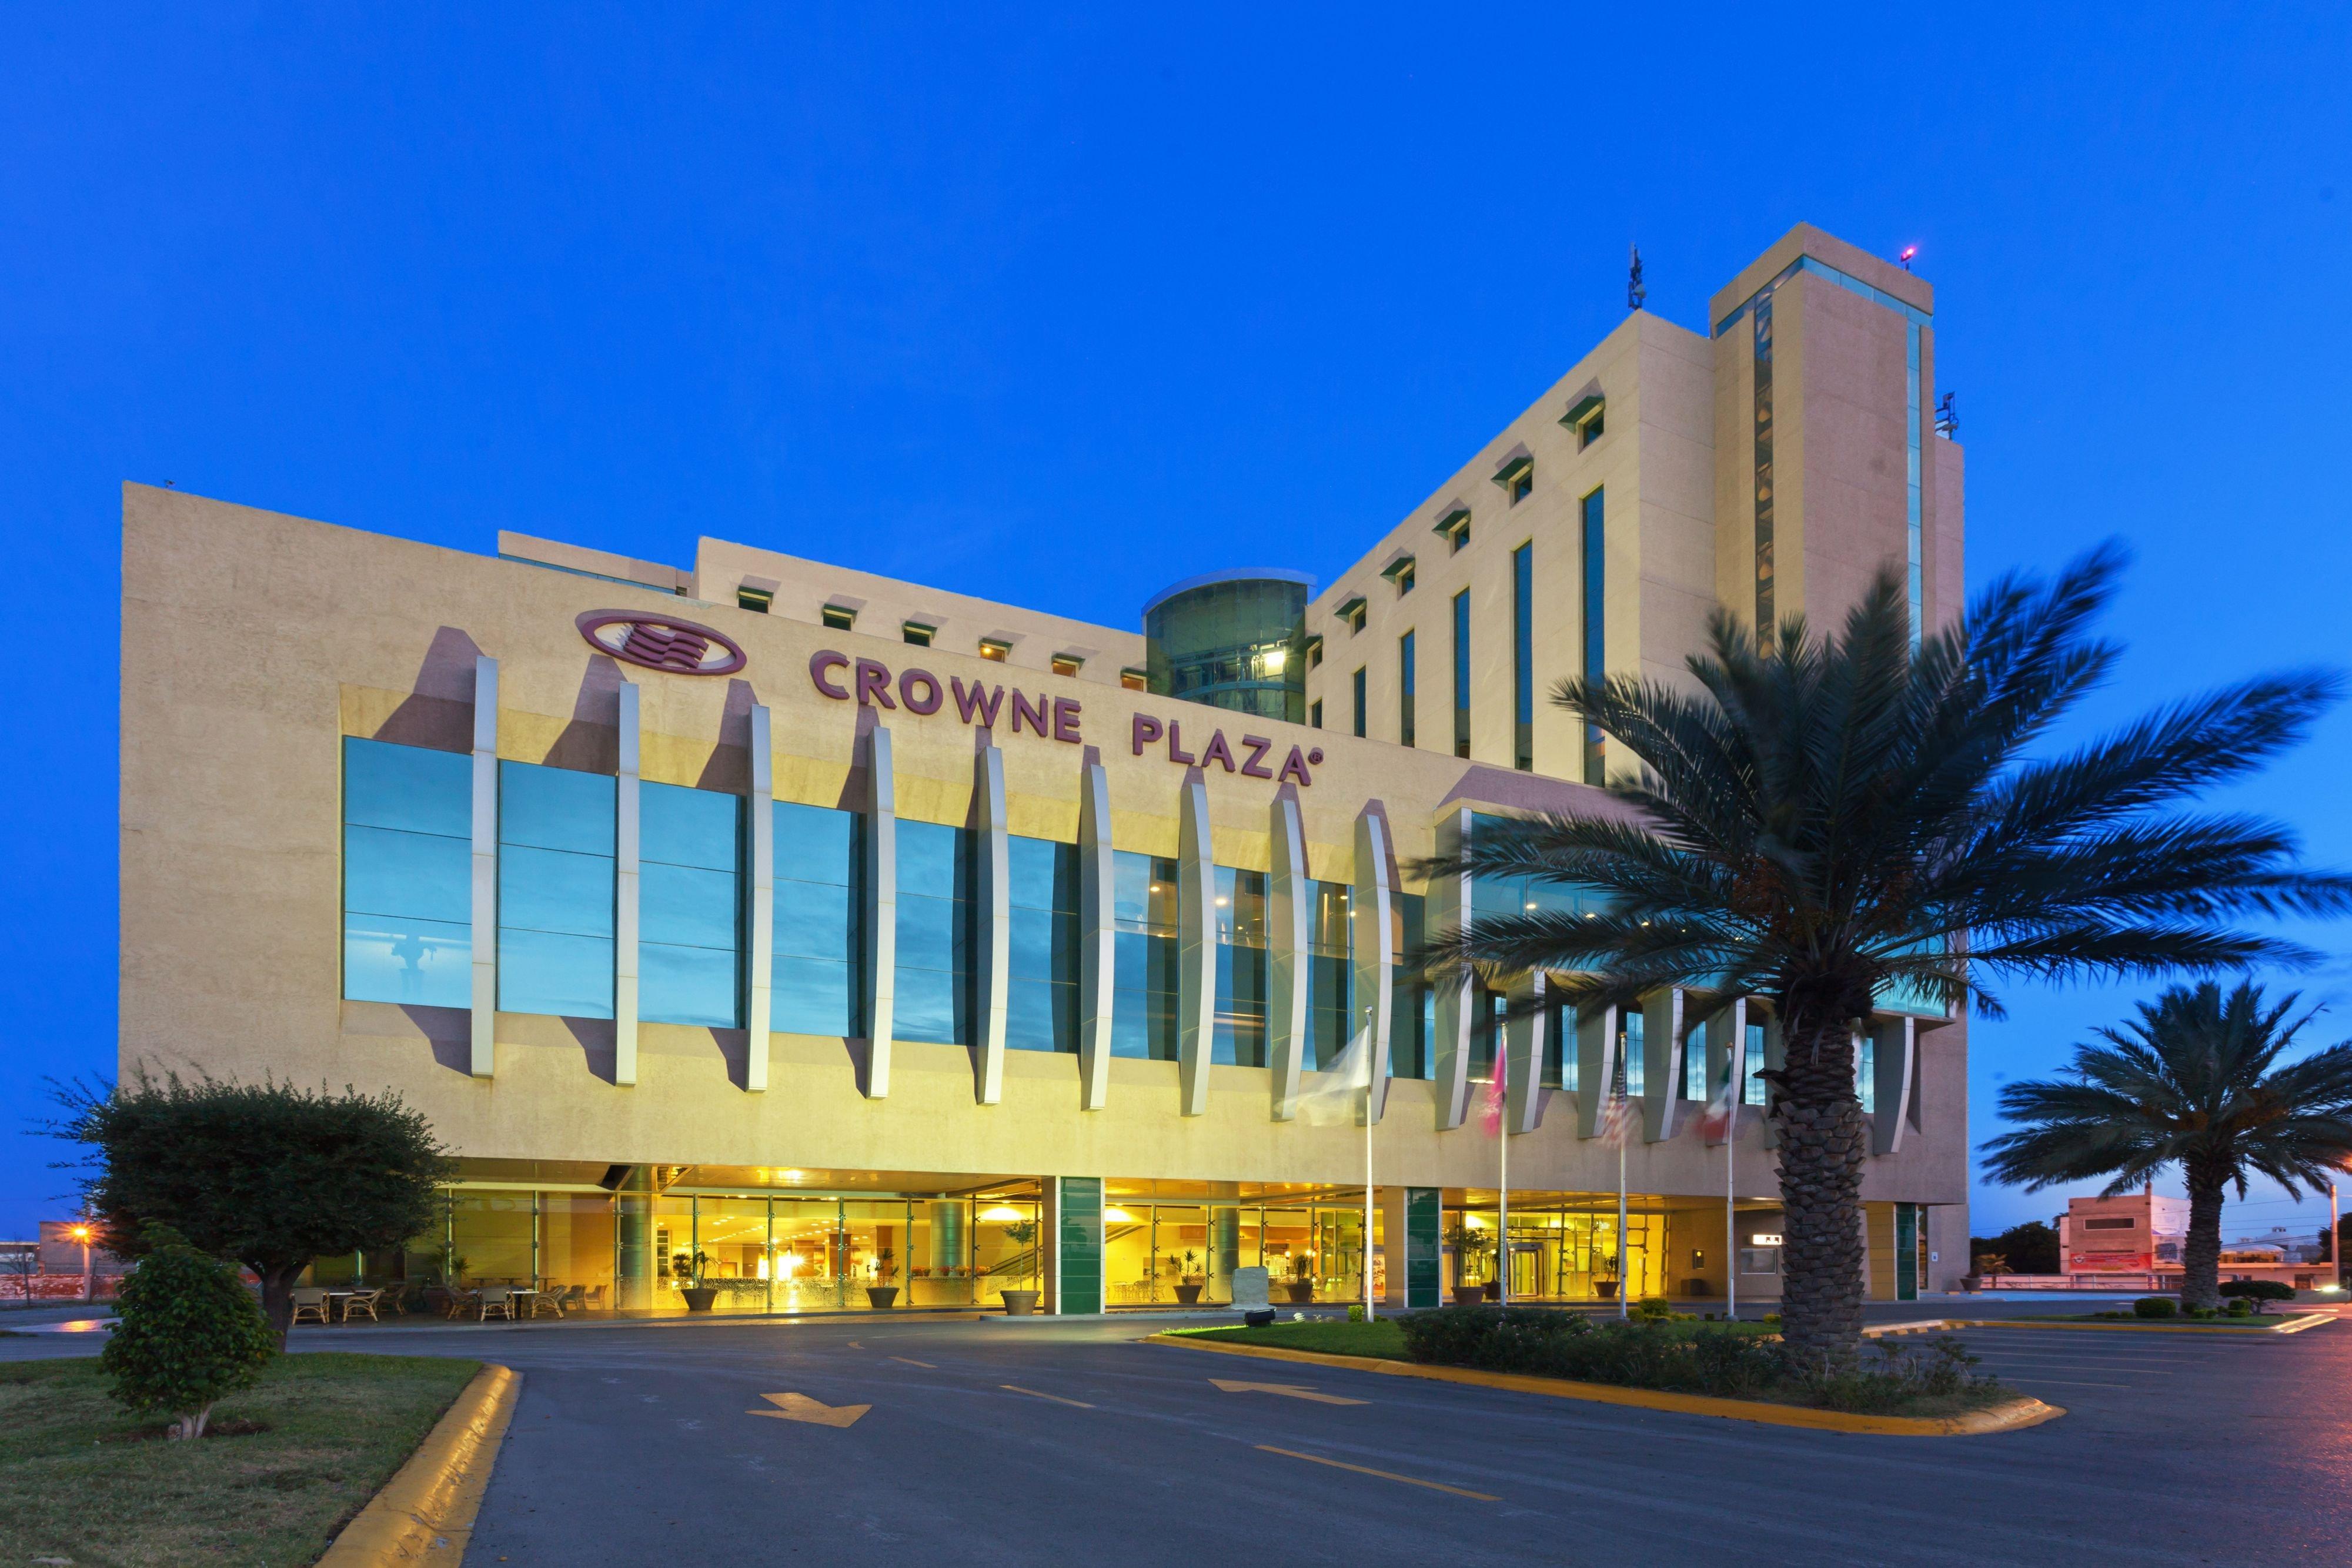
[121,225,1969,1316]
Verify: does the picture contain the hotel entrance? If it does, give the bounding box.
[1100,1183,1373,1308]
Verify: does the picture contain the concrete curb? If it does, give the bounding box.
[1142,1333,2063,1437]
[317,1362,520,1564]
[1943,1313,2335,1335]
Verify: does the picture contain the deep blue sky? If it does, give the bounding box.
[6,6,2348,1246]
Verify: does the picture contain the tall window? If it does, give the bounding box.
[1389,892,1432,1081]
[1111,851,1179,1059]
[1212,865,1268,1066]
[1351,667,1367,738]
[1398,631,1416,748]
[773,801,862,1036]
[1753,295,1776,630]
[895,820,975,1044]
[1581,487,1606,785]
[1623,1009,1645,1098]
[640,782,743,1027]
[1683,1020,1708,1102]
[1511,543,1533,771]
[1856,1032,1877,1114]
[1451,589,1471,758]
[1743,1020,1768,1106]
[342,737,472,1008]
[1306,880,1351,1069]
[497,760,616,1018]
[1007,835,1078,1053]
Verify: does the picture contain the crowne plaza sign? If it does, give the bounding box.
[807,650,1322,786]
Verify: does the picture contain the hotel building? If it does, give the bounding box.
[121,223,1966,1316]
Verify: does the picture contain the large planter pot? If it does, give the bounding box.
[1451,1284,1487,1306]
[866,1286,900,1309]
[1001,1289,1041,1316]
[680,1286,719,1312]
[1484,1282,1502,1302]
[1593,1281,1618,1300]
[1284,1282,1315,1304]
[1172,1283,1204,1305]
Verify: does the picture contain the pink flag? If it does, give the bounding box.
[1481,1038,1508,1135]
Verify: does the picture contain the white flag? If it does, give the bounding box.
[1297,1027,1374,1125]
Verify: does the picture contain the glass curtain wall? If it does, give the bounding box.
[773,801,863,1036]
[896,820,975,1044]
[1389,892,1434,1080]
[1103,1198,1375,1307]
[1007,835,1079,1052]
[640,781,743,1027]
[497,761,617,1018]
[1111,852,1179,1059]
[1212,866,1269,1066]
[1305,880,1351,1068]
[341,737,472,1007]
[1445,1202,1671,1303]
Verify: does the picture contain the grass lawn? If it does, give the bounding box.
[0,1352,482,1568]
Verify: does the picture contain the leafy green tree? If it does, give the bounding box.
[1983,981,2352,1309]
[55,1072,452,1344]
[1975,1220,2059,1275]
[100,1225,276,1438]
[1421,551,2348,1363]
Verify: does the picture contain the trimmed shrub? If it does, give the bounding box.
[99,1226,276,1439]
[2132,1295,2179,1319]
[2225,1296,2256,1317]
[1346,1303,1365,1323]
[2217,1279,2297,1309]
[1630,1296,1676,1324]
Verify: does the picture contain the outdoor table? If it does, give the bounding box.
[324,1289,359,1322]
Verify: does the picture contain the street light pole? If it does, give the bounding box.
[71,1223,92,1304]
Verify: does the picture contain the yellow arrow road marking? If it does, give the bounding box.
[1212,1379,1368,1406]
[1001,1384,1095,1408]
[747,1392,869,1427]
[890,1356,936,1368]
[846,1340,864,1350]
[1257,1445,1498,1500]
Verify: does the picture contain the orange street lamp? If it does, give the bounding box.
[69,1225,92,1302]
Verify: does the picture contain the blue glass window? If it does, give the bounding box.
[1111,851,1178,1060]
[895,820,974,1045]
[1512,542,1533,771]
[774,802,863,1037]
[497,760,616,1018]
[1684,1019,1708,1101]
[1582,487,1606,784]
[1744,1020,1768,1106]
[1856,1033,1877,1114]
[342,737,472,1008]
[1388,892,1432,1081]
[1007,835,1078,1053]
[1451,589,1471,757]
[1623,1010,1645,1098]
[1306,880,1351,1069]
[640,781,742,1028]
[1213,865,1268,1067]
[1549,998,1571,1090]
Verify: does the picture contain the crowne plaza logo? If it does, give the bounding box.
[577,611,748,676]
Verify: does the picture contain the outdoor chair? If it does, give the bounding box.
[476,1286,516,1321]
[556,1283,588,1313]
[289,1287,332,1326]
[441,1288,480,1320]
[522,1288,563,1319]
[342,1288,383,1322]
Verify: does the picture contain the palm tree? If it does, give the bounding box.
[1982,981,2352,1309]
[1422,548,2348,1363]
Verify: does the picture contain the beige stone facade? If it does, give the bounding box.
[119,225,1970,1311]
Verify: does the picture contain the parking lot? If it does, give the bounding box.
[8,1309,2346,1564]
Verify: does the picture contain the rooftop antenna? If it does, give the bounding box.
[1899,244,1919,272]
[1626,243,1646,312]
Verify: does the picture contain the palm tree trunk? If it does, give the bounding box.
[2180,1171,2227,1312]
[259,1262,305,1350]
[1770,1019,1869,1366]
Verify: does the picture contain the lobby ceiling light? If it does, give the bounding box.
[1103,1207,1135,1223]
[980,1204,1025,1222]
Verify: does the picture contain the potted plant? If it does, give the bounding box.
[1593,1251,1621,1302]
[866,1246,899,1309]
[1445,1223,1491,1305]
[1172,1250,1204,1305]
[1000,1221,1041,1315]
[1284,1252,1315,1304]
[679,1251,718,1312]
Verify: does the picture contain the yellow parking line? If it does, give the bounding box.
[1002,1384,1094,1409]
[891,1356,936,1368]
[1257,1445,1499,1502]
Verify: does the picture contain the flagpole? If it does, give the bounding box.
[1498,1041,1509,1308]
[1618,1130,1629,1321]
[1726,1088,1738,1322]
